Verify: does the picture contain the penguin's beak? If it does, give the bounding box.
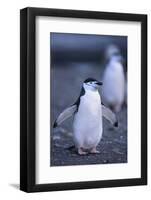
[96,81,103,86]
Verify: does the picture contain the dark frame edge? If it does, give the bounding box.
[141,14,147,185]
[20,8,28,192]
[24,178,146,193]
[23,7,147,21]
[20,7,36,192]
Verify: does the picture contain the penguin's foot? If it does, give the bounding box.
[90,147,100,154]
[78,148,88,155]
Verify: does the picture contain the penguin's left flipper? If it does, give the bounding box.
[102,105,118,127]
[53,105,77,128]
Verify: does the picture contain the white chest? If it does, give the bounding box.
[102,60,125,104]
[79,90,101,117]
[73,90,103,149]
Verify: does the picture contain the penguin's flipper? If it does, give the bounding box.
[102,105,118,127]
[53,105,77,128]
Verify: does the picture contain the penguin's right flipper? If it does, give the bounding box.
[53,105,77,128]
[102,105,118,127]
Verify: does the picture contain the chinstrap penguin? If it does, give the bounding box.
[102,45,125,112]
[54,78,118,155]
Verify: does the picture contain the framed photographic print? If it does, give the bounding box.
[20,7,147,192]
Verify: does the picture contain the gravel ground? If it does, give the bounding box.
[50,63,127,166]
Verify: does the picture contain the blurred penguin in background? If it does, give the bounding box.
[102,45,126,113]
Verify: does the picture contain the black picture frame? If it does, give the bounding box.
[20,7,147,192]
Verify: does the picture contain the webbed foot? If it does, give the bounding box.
[78,148,88,155]
[90,147,100,154]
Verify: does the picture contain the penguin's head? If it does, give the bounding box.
[105,44,120,60]
[105,44,124,64]
[111,53,124,63]
[83,78,103,91]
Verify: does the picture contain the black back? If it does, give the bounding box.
[73,86,85,111]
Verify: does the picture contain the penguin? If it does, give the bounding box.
[102,45,125,113]
[53,78,118,155]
